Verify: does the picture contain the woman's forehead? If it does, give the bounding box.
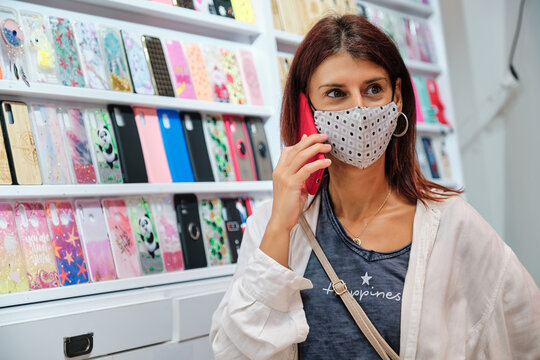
[311,52,389,85]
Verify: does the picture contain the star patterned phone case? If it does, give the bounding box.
[13,202,59,290]
[49,16,85,87]
[164,39,196,99]
[198,198,232,266]
[184,42,213,101]
[236,49,263,106]
[100,27,133,92]
[121,29,155,95]
[74,21,110,90]
[202,113,236,182]
[219,47,246,104]
[0,7,29,85]
[203,45,230,103]
[0,203,29,294]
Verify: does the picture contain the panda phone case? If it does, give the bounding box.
[45,200,89,286]
[108,105,148,183]
[132,106,172,183]
[199,198,232,266]
[164,39,196,99]
[236,49,263,105]
[102,199,142,278]
[203,45,230,103]
[13,201,59,290]
[245,116,273,180]
[202,113,235,182]
[100,27,133,92]
[49,16,85,87]
[180,111,214,182]
[174,194,206,269]
[126,197,164,274]
[75,199,117,282]
[0,203,29,294]
[214,0,235,18]
[142,35,175,97]
[58,107,97,184]
[219,48,245,104]
[157,108,194,182]
[220,198,248,263]
[223,114,257,181]
[0,115,12,185]
[0,101,42,185]
[84,108,123,184]
[121,29,155,95]
[184,43,213,101]
[74,22,110,90]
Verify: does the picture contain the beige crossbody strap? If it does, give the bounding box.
[298,214,401,360]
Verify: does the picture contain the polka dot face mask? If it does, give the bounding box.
[313,102,399,169]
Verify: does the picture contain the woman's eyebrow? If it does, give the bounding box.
[364,77,387,84]
[318,83,345,89]
[318,77,388,89]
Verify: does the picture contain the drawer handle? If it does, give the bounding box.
[64,332,94,358]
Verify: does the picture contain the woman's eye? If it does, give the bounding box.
[326,89,345,98]
[366,84,383,95]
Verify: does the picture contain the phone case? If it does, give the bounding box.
[231,0,255,23]
[220,197,249,263]
[74,22,110,90]
[13,202,59,290]
[142,35,175,97]
[174,194,207,269]
[213,0,235,18]
[164,39,196,99]
[157,108,194,182]
[219,47,246,104]
[202,113,236,182]
[102,199,142,278]
[0,203,29,294]
[150,0,174,4]
[20,11,58,84]
[84,108,123,184]
[108,105,148,183]
[176,0,195,9]
[203,45,230,103]
[0,101,42,185]
[184,43,213,101]
[277,55,292,91]
[149,195,184,272]
[415,137,432,179]
[236,49,263,106]
[431,136,452,180]
[100,27,133,92]
[74,199,117,282]
[0,118,12,185]
[58,107,97,184]
[414,76,436,124]
[421,137,440,179]
[126,197,164,274]
[412,78,425,123]
[199,198,232,266]
[49,16,85,87]
[193,0,216,14]
[180,111,215,182]
[223,115,257,181]
[45,201,89,286]
[132,107,172,183]
[29,104,71,184]
[0,7,29,84]
[121,29,155,95]
[425,78,449,126]
[245,116,273,180]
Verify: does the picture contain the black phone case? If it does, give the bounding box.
[142,35,175,97]
[221,198,245,263]
[174,193,207,269]
[108,105,148,183]
[245,116,273,181]
[213,0,235,18]
[180,111,215,182]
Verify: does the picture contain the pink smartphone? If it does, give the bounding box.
[132,107,172,183]
[298,93,325,195]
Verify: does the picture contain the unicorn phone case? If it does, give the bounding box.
[45,201,89,286]
[74,21,110,90]
[126,197,164,274]
[180,111,215,182]
[75,199,117,282]
[219,47,246,104]
[102,199,142,278]
[149,195,184,272]
[198,198,232,266]
[49,16,85,87]
[142,35,175,97]
[174,194,206,269]
[13,202,59,290]
[184,43,213,101]
[245,116,273,180]
[121,29,154,95]
[100,27,133,92]
[203,45,230,103]
[84,108,123,184]
[0,7,29,84]
[223,114,257,181]
[164,39,196,99]
[236,49,263,106]
[0,203,29,294]
[58,107,97,184]
[202,113,236,182]
[0,121,11,185]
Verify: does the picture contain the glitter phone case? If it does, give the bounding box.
[202,113,235,182]
[100,27,133,92]
[121,29,154,95]
[14,202,59,290]
[84,108,123,184]
[0,7,29,84]
[203,45,230,103]
[0,203,29,294]
[49,16,85,87]
[142,35,175,97]
[223,114,257,181]
[74,21,110,90]
[184,42,213,101]
[198,198,232,266]
[236,49,263,106]
[164,39,196,99]
[219,47,246,104]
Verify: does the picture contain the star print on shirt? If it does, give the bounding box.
[361,272,372,286]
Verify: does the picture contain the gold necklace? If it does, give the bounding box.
[339,188,392,246]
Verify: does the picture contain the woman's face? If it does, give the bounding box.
[307,51,402,112]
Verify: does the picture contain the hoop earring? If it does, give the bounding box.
[393,112,409,137]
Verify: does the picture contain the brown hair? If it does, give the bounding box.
[280,14,462,203]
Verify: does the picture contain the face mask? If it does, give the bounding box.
[313,102,399,169]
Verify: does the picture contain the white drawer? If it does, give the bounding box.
[110,338,213,360]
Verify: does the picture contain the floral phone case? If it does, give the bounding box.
[100,27,133,92]
[75,199,117,282]
[236,49,263,106]
[29,104,71,184]
[219,48,245,104]
[164,39,196,99]
[149,195,184,272]
[58,107,97,184]
[49,16,85,87]
[102,199,142,279]
[45,201,89,286]
[0,203,29,294]
[202,113,236,182]
[203,45,230,103]
[13,202,59,290]
[126,197,164,274]
[121,29,154,95]
[199,198,232,266]
[84,108,123,184]
[0,7,29,84]
[74,21,110,90]
[184,43,213,101]
[20,11,58,84]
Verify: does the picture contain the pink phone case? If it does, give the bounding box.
[102,199,142,279]
[164,40,197,99]
[184,42,213,101]
[75,199,117,282]
[223,115,258,181]
[412,79,425,123]
[0,203,29,294]
[13,202,59,290]
[132,107,172,183]
[236,49,263,106]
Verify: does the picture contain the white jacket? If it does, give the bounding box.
[210,194,540,359]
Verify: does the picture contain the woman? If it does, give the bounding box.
[210,15,539,359]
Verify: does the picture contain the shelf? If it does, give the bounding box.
[405,59,441,77]
[0,81,273,118]
[360,0,433,19]
[417,122,452,135]
[0,264,235,308]
[274,30,304,54]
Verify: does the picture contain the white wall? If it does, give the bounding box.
[440,0,540,284]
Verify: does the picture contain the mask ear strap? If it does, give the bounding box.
[391,83,396,103]
[307,95,317,114]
